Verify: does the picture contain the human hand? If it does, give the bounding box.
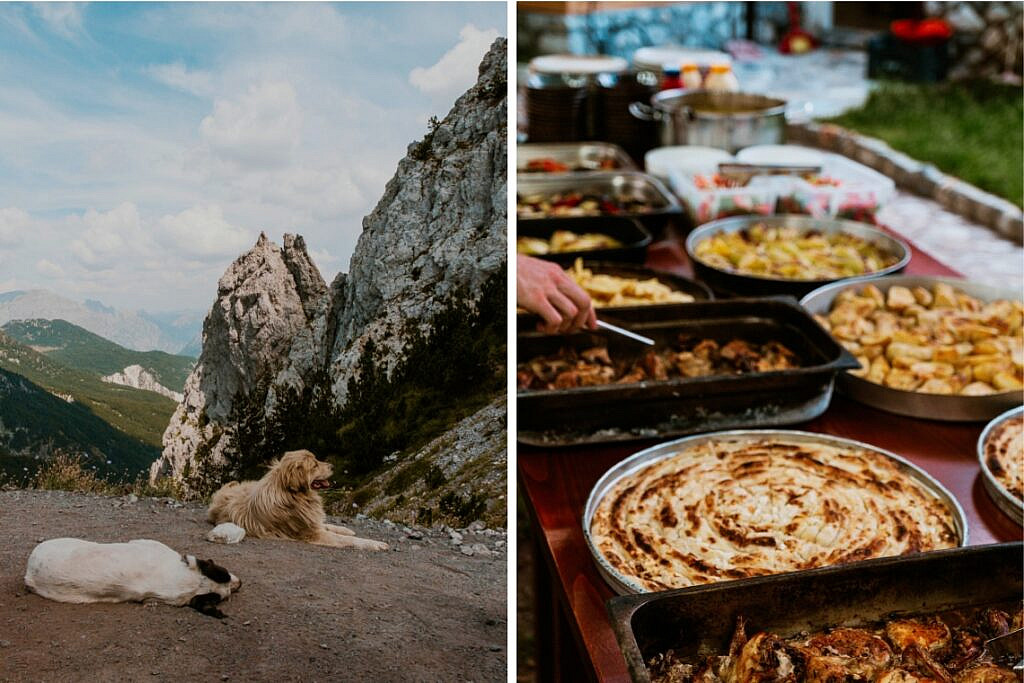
[516,254,597,335]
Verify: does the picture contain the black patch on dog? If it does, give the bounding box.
[196,558,233,584]
[188,592,226,619]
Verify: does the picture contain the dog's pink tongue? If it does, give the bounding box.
[311,480,331,490]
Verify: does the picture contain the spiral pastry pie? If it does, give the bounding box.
[984,414,1023,504]
[590,436,959,592]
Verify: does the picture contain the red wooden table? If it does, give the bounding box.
[518,228,1023,682]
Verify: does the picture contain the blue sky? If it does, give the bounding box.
[0,2,506,311]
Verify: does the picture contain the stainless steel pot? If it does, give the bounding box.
[629,89,787,153]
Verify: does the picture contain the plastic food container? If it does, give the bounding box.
[669,170,785,224]
[668,148,896,223]
[738,146,897,219]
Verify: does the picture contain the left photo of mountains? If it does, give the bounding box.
[0,3,508,681]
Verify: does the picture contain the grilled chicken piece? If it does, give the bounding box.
[642,350,669,381]
[876,668,934,683]
[901,643,953,683]
[953,663,1017,683]
[800,627,894,680]
[885,619,952,657]
[732,632,798,683]
[944,628,984,672]
[672,351,713,377]
[580,346,612,365]
[979,609,1011,639]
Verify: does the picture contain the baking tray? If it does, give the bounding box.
[801,274,1023,421]
[607,542,1022,683]
[684,215,911,298]
[517,297,860,446]
[583,429,969,596]
[517,171,683,232]
[517,142,637,175]
[517,216,652,266]
[516,262,712,326]
[978,406,1024,525]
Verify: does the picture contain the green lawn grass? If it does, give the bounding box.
[823,80,1023,207]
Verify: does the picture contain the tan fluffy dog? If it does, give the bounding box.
[207,450,388,551]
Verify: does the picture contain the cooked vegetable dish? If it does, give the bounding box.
[517,336,799,391]
[516,231,623,256]
[817,282,1024,396]
[517,190,660,218]
[693,223,901,280]
[650,605,1022,683]
[566,259,695,308]
[521,157,617,173]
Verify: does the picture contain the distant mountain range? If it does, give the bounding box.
[0,290,202,356]
[2,319,194,392]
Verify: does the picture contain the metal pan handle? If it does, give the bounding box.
[628,101,659,122]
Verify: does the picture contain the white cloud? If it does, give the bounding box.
[158,205,252,260]
[145,62,215,98]
[68,203,144,270]
[35,258,64,278]
[0,207,32,246]
[409,24,498,105]
[199,81,302,168]
[32,3,85,40]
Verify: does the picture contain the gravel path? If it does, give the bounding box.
[0,490,506,682]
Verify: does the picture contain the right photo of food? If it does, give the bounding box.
[513,2,1023,681]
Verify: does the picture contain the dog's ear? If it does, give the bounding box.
[188,592,226,619]
[195,558,233,584]
[278,455,310,492]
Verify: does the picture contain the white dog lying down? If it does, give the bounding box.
[208,449,388,551]
[25,538,241,618]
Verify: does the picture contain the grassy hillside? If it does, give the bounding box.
[824,80,1023,207]
[2,319,194,390]
[0,367,157,482]
[0,331,177,448]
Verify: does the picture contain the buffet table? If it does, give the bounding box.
[518,228,1022,682]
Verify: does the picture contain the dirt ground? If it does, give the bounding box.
[0,490,506,682]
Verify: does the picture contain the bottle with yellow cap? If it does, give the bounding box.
[681,62,703,90]
[704,63,739,92]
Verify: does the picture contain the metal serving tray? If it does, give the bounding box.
[608,542,1021,683]
[801,275,1023,421]
[517,216,652,266]
[584,429,969,596]
[978,406,1024,525]
[685,215,911,298]
[517,142,637,175]
[517,171,683,232]
[517,297,859,446]
[516,262,712,326]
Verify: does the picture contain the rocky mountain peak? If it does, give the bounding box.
[150,38,507,495]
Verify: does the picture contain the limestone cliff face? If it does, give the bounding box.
[101,365,184,402]
[149,39,507,493]
[151,233,327,485]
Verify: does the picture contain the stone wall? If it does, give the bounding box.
[925,1,1023,81]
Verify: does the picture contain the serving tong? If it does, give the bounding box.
[985,628,1023,672]
[596,319,655,346]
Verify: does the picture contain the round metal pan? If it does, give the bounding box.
[684,215,911,298]
[977,406,1024,526]
[583,429,969,595]
[801,275,1023,421]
